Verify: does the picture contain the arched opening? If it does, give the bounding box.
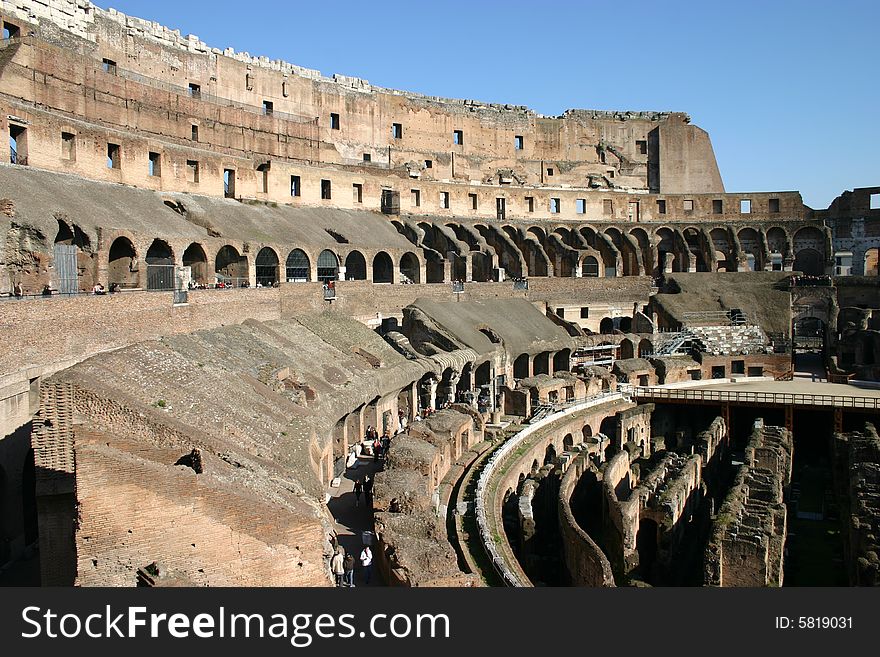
[865,248,880,276]
[543,443,557,466]
[531,459,540,475]
[737,228,763,272]
[425,253,445,284]
[619,317,632,333]
[794,248,823,276]
[145,239,175,291]
[581,255,600,277]
[471,252,492,282]
[582,424,593,442]
[451,254,467,281]
[317,249,339,282]
[215,245,248,286]
[399,252,421,284]
[108,236,138,289]
[254,247,279,286]
[552,349,570,372]
[636,518,659,584]
[710,228,733,272]
[514,354,530,379]
[286,249,311,282]
[533,352,550,375]
[372,251,394,283]
[600,317,615,334]
[344,251,367,280]
[475,361,491,387]
[182,243,209,285]
[53,219,93,293]
[563,434,574,451]
[620,339,635,360]
[638,339,653,358]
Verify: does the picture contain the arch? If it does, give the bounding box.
[182,242,209,285]
[286,248,311,282]
[543,442,557,466]
[108,236,138,288]
[372,251,394,283]
[656,227,684,273]
[215,245,248,286]
[425,253,445,284]
[514,353,530,379]
[619,338,635,360]
[254,247,279,286]
[619,317,632,333]
[581,255,600,277]
[737,228,763,271]
[344,250,367,280]
[475,361,491,387]
[683,227,709,272]
[563,434,574,451]
[638,338,653,358]
[582,424,593,442]
[794,249,823,276]
[399,252,421,284]
[317,249,339,282]
[533,351,550,375]
[600,317,615,334]
[553,348,571,372]
[766,227,789,264]
[471,251,492,282]
[629,227,654,276]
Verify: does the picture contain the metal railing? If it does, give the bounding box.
[621,384,880,410]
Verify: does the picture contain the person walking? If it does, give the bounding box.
[359,544,373,585]
[363,474,374,506]
[353,478,363,507]
[331,546,345,587]
[343,552,355,587]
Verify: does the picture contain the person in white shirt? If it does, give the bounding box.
[331,546,345,587]
[359,545,373,584]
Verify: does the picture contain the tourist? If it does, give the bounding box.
[372,436,381,461]
[108,282,120,293]
[343,552,355,587]
[353,478,363,507]
[93,283,106,295]
[363,474,373,505]
[12,281,23,298]
[330,546,345,587]
[41,284,52,297]
[359,544,373,584]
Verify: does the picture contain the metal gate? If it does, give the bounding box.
[147,264,175,290]
[53,244,79,294]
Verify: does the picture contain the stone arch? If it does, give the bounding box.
[372,251,394,283]
[655,227,684,273]
[606,227,640,276]
[286,248,311,282]
[638,338,653,358]
[581,255,600,277]
[737,228,763,271]
[620,338,635,360]
[793,226,825,274]
[344,250,367,280]
[399,252,421,284]
[533,351,550,375]
[766,227,789,268]
[215,245,248,285]
[794,249,823,276]
[317,249,339,282]
[710,228,733,271]
[514,353,530,379]
[425,252,445,284]
[629,227,654,276]
[145,240,174,291]
[582,424,593,442]
[600,317,615,334]
[563,434,574,451]
[471,251,493,282]
[683,227,709,272]
[182,242,209,284]
[108,236,138,288]
[544,442,557,465]
[553,348,570,372]
[254,247,279,286]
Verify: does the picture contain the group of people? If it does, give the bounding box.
[329,543,373,587]
[352,474,374,507]
[92,282,120,295]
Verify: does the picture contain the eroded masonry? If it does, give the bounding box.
[0,0,878,587]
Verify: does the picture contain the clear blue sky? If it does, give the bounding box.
[101,0,878,209]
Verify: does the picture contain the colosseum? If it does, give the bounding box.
[0,0,878,588]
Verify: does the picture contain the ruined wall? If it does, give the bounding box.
[704,421,792,587]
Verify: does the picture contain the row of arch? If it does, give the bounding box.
[104,236,425,289]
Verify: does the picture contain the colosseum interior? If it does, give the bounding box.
[0,0,878,588]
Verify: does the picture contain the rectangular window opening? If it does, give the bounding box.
[526,196,535,213]
[263,100,274,116]
[102,58,117,75]
[740,199,751,214]
[424,159,432,169]
[148,152,161,177]
[353,183,363,204]
[363,153,371,162]
[453,129,464,146]
[257,163,270,193]
[683,199,694,212]
[440,191,450,209]
[186,160,199,184]
[411,189,421,207]
[290,175,301,197]
[188,83,201,98]
[657,199,667,214]
[321,179,332,200]
[550,198,560,214]
[107,142,120,169]
[769,198,780,213]
[3,22,21,40]
[576,199,586,214]
[496,197,506,221]
[468,193,477,210]
[61,132,76,161]
[546,167,554,177]
[330,112,340,130]
[603,199,613,215]
[636,140,647,155]
[712,199,723,214]
[191,124,199,141]
[871,193,880,210]
[514,135,524,150]
[224,169,235,197]
[392,123,403,139]
[580,307,589,319]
